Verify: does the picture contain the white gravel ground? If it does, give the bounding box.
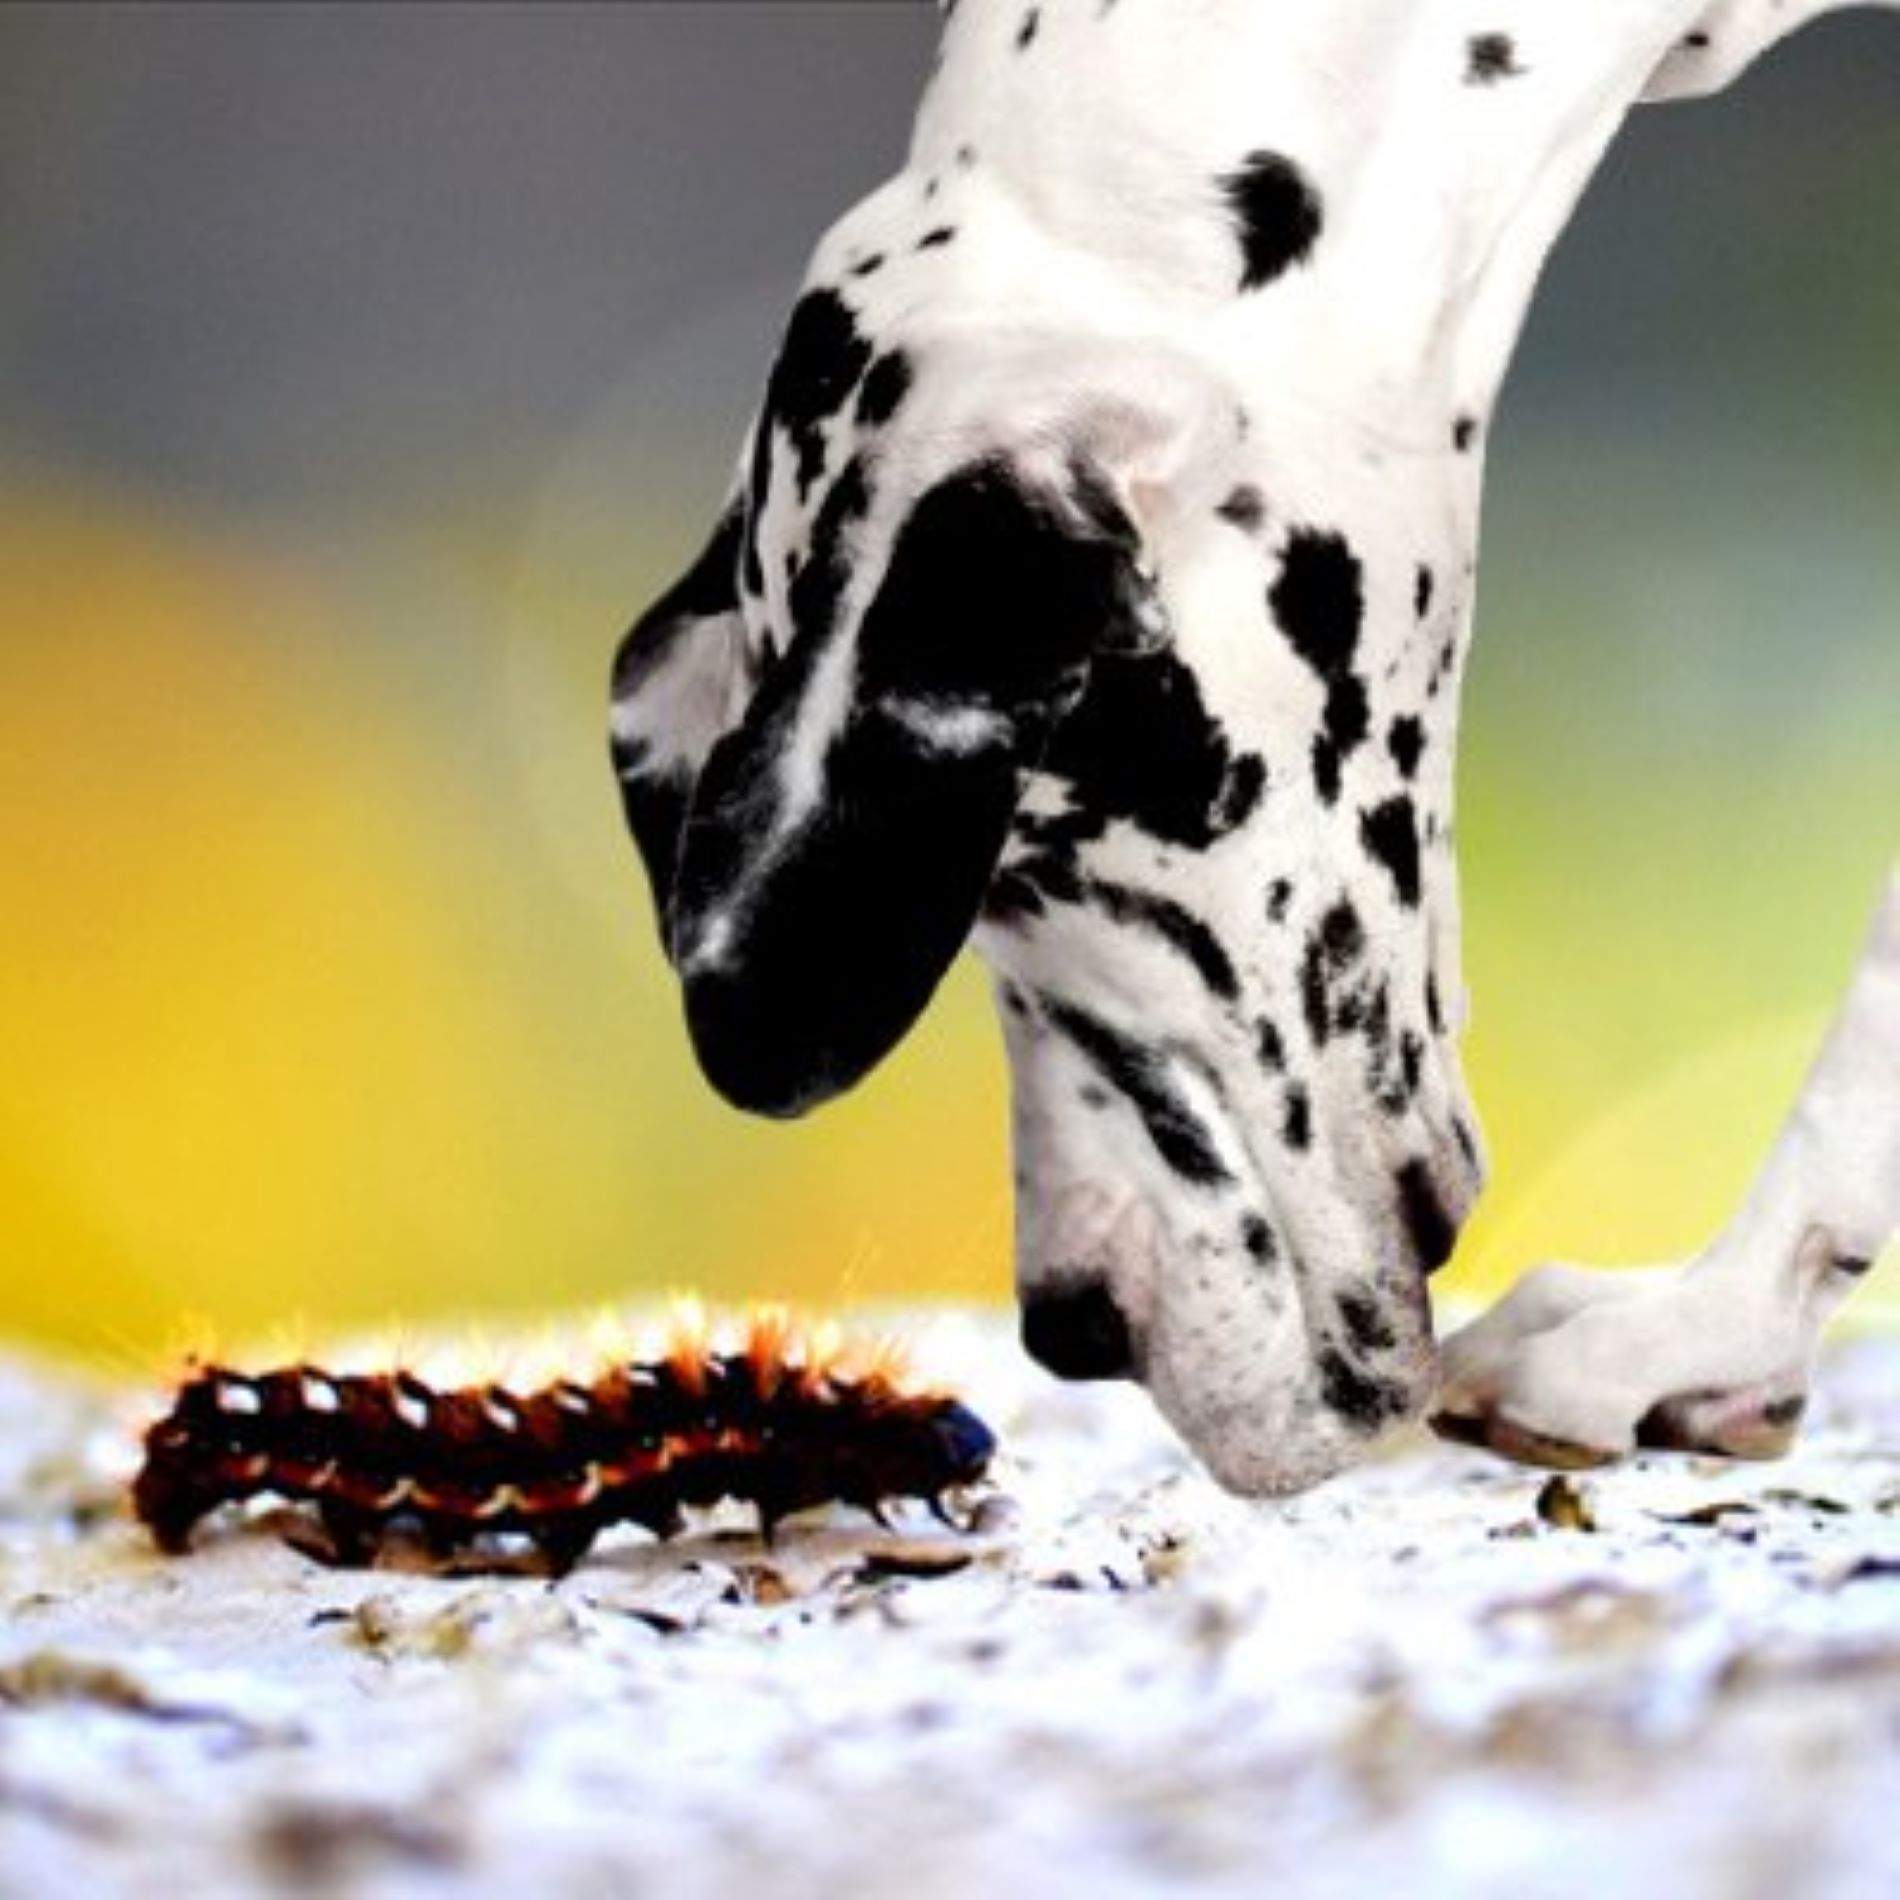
[1,1312,1896,1900]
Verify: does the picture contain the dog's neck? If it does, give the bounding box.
[911,1,1701,429]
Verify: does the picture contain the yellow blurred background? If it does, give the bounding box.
[1,5,1894,1367]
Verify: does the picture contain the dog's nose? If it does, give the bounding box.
[1020,1279,1136,1381]
[1397,1156,1470,1276]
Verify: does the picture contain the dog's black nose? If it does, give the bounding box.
[1020,1279,1135,1382]
[1396,1158,1462,1276]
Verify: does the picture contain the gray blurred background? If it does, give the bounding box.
[3,6,1896,512]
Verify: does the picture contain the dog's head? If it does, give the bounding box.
[601,0,1900,1493]
[611,284,1483,1493]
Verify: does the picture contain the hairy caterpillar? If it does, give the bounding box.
[132,1312,996,1574]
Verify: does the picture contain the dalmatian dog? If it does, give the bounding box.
[609,0,1899,1494]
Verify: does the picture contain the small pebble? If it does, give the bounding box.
[1536,1476,1597,1533]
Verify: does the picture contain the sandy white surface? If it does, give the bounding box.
[1,1312,1896,1899]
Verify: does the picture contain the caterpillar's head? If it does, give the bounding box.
[920,1397,997,1492]
[824,1390,995,1510]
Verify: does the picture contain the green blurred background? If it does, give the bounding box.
[1,3,1894,1367]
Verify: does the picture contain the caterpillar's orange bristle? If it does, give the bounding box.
[859,1334,915,1392]
[663,1295,712,1395]
[809,1316,914,1395]
[744,1304,798,1397]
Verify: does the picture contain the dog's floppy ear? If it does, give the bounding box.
[675,454,1149,1116]
[609,495,751,946]
[611,324,1226,1117]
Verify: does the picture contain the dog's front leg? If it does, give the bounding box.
[1435,868,1899,1467]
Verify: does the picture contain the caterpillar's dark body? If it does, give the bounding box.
[133,1334,995,1574]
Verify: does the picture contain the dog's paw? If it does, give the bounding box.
[1431,1231,1859,1469]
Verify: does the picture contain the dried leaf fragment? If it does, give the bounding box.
[858,1543,974,1581]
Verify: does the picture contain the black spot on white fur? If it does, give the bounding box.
[1359,797,1422,908]
[1387,715,1425,780]
[1281,1083,1313,1152]
[1300,899,1365,1048]
[1466,33,1524,84]
[1318,1348,1410,1432]
[855,351,913,428]
[1085,885,1239,1001]
[1296,555,1364,651]
[1320,899,1367,969]
[1217,486,1265,532]
[1002,872,1241,1004]
[1311,735,1343,805]
[1256,1019,1286,1072]
[1216,754,1267,831]
[1452,1116,1481,1174]
[763,290,875,502]
[1337,1290,1397,1354]
[1270,530,1368,805]
[1322,676,1369,766]
[1390,1030,1426,1114]
[1040,996,1234,1188]
[1037,649,1257,851]
[1222,152,1324,291]
[982,848,1078,925]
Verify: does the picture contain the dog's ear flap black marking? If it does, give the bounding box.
[668,458,1145,1118]
[608,499,750,948]
[611,325,1229,1117]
